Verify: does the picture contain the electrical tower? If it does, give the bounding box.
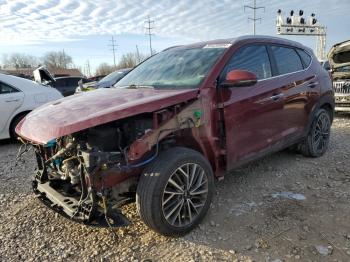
[244,0,265,35]
[109,36,118,67]
[316,27,327,60]
[145,15,155,56]
[276,10,327,60]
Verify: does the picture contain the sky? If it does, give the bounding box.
[0,0,349,75]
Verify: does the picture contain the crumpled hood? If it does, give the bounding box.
[16,88,198,144]
[328,40,350,69]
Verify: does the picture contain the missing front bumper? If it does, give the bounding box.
[32,180,130,228]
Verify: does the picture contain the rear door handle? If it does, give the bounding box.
[307,81,318,88]
[5,98,20,102]
[270,93,284,101]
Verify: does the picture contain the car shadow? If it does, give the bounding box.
[0,138,18,146]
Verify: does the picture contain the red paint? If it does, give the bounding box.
[16,88,198,144]
[225,70,258,86]
[17,36,334,179]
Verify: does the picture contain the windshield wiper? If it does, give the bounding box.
[115,84,155,89]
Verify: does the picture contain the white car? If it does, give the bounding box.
[0,73,63,139]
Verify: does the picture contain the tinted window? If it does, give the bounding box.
[271,46,303,75]
[54,79,66,88]
[0,82,19,94]
[296,49,312,68]
[222,45,272,80]
[67,78,80,86]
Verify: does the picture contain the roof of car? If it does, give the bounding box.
[0,73,46,91]
[165,35,310,52]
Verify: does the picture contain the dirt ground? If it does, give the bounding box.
[0,114,349,262]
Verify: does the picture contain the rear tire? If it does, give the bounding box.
[299,109,331,157]
[136,147,214,236]
[10,113,27,139]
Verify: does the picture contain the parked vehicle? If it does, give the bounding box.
[0,73,62,140]
[328,40,350,111]
[321,60,330,71]
[16,36,334,236]
[33,67,88,96]
[76,68,131,93]
[87,74,106,82]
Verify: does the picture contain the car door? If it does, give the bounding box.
[0,81,24,134]
[218,44,285,170]
[268,45,318,138]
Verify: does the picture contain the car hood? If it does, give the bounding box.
[33,66,55,84]
[16,88,198,144]
[328,40,350,69]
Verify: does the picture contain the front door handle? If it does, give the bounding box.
[307,81,318,88]
[270,93,284,101]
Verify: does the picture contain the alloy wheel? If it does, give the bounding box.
[162,163,208,227]
[313,112,331,154]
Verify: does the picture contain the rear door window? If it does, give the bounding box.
[270,46,304,75]
[221,45,272,80]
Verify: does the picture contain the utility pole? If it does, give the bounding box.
[244,0,265,35]
[136,45,141,63]
[86,60,91,77]
[109,36,118,68]
[145,15,155,56]
[62,49,66,68]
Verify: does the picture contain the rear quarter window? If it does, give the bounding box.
[271,46,304,75]
[0,82,19,94]
[296,49,312,68]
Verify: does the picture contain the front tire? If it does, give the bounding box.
[136,147,214,236]
[300,109,331,157]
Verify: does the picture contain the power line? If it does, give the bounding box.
[244,0,265,35]
[108,36,118,67]
[145,15,155,56]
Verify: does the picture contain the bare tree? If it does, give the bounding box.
[118,52,148,68]
[42,51,73,70]
[2,53,40,68]
[95,63,115,76]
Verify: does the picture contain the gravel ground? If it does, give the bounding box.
[0,114,349,262]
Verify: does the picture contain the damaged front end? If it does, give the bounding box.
[22,99,205,227]
[328,40,350,111]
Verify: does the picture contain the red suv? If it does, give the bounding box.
[16,36,334,236]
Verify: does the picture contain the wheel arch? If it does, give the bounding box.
[9,110,31,138]
[160,130,217,174]
[307,94,335,133]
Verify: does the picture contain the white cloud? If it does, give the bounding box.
[0,0,349,45]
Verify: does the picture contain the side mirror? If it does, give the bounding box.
[220,70,258,88]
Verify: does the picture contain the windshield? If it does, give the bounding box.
[99,70,127,84]
[115,46,227,89]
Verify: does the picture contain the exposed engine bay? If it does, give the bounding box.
[25,100,205,226]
